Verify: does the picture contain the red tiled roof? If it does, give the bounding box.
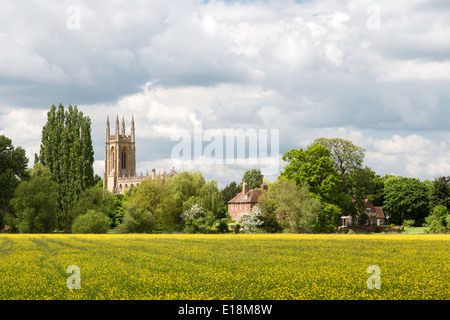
[228,189,263,204]
[374,206,385,219]
[344,198,385,219]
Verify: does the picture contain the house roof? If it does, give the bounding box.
[374,206,385,219]
[346,198,385,219]
[228,189,263,204]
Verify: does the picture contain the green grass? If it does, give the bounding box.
[0,233,449,300]
[402,226,430,234]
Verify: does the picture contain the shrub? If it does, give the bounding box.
[215,218,230,233]
[68,186,115,230]
[239,205,263,233]
[72,210,111,234]
[116,204,155,233]
[426,205,449,233]
[402,219,415,228]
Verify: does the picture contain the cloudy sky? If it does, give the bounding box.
[1,0,450,186]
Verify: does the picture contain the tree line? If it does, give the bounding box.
[2,105,450,234]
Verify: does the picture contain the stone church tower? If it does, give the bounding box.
[103,115,177,194]
[104,115,138,193]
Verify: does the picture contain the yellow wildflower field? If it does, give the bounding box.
[0,233,449,300]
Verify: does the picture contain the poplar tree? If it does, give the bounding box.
[39,103,95,230]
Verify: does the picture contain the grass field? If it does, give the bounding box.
[0,233,449,300]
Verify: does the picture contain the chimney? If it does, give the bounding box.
[261,183,268,191]
[152,168,156,180]
[242,182,249,194]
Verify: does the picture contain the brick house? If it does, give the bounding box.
[341,198,385,227]
[228,182,268,221]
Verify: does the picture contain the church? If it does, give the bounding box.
[103,115,177,194]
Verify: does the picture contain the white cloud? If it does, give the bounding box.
[377,60,450,82]
[2,0,450,185]
[0,33,68,83]
[0,107,48,164]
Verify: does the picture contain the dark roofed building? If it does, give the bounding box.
[341,198,385,227]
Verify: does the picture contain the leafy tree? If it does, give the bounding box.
[344,166,378,215]
[0,135,29,225]
[314,202,342,233]
[367,173,386,206]
[383,176,429,225]
[263,177,321,233]
[68,186,115,231]
[38,104,95,231]
[124,178,174,231]
[429,176,450,211]
[10,164,59,233]
[116,204,156,233]
[313,137,365,179]
[240,169,264,190]
[220,181,241,203]
[124,178,168,215]
[180,204,216,234]
[121,171,225,233]
[71,209,111,234]
[169,171,222,213]
[425,205,449,233]
[257,189,282,233]
[280,143,350,232]
[281,143,342,204]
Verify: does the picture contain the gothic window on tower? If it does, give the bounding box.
[121,148,127,169]
[111,147,115,171]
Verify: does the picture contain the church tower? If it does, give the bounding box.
[103,115,136,193]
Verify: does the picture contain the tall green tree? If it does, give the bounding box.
[240,169,264,190]
[260,178,321,233]
[313,137,365,179]
[280,143,352,232]
[220,181,241,203]
[344,166,378,215]
[39,104,95,230]
[10,164,59,233]
[281,143,343,205]
[0,135,29,225]
[383,176,429,225]
[429,176,450,211]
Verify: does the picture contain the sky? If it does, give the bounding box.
[1,0,450,187]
